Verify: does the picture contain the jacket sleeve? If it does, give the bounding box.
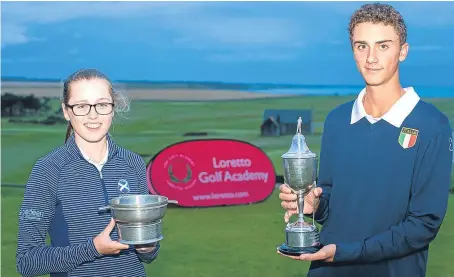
[16,158,101,277]
[134,155,160,264]
[334,124,453,263]
[313,116,334,225]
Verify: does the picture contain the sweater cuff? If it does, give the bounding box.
[334,242,363,263]
[86,237,103,259]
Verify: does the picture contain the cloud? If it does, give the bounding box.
[0,1,303,53]
[1,56,40,63]
[3,1,451,67]
[1,23,46,48]
[1,2,197,24]
[308,1,454,26]
[68,47,79,55]
[0,1,202,46]
[207,51,297,63]
[73,33,83,39]
[394,2,454,26]
[1,24,29,46]
[168,17,304,49]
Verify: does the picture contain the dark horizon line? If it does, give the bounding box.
[1,76,452,89]
[1,75,367,88]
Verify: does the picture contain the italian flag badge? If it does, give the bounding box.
[398,127,419,149]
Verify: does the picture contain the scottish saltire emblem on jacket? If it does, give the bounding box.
[118,179,130,193]
[398,127,419,149]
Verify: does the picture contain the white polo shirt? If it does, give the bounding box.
[79,141,109,177]
[350,87,420,128]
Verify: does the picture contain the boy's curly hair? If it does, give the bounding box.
[348,3,407,45]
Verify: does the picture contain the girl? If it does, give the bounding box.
[16,69,159,277]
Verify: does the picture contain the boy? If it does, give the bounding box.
[279,3,453,277]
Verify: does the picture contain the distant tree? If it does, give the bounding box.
[21,94,42,115]
[1,92,22,116]
[41,97,52,112]
[1,92,46,116]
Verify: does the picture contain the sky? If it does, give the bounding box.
[1,1,454,86]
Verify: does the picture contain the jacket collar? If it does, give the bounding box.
[65,132,119,162]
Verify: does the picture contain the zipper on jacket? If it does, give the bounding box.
[98,167,109,205]
[72,137,112,209]
[89,163,109,207]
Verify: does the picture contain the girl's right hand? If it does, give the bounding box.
[93,218,130,255]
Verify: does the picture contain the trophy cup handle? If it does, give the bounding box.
[310,181,318,227]
[98,205,112,212]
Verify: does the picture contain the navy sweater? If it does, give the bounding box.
[309,100,453,277]
[16,133,160,277]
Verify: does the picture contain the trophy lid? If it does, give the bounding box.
[281,117,316,159]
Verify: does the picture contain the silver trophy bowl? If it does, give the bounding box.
[282,158,317,193]
[99,194,177,245]
[277,117,322,256]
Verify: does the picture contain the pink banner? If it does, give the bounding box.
[147,139,276,207]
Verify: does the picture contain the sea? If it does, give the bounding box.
[246,85,454,98]
[2,77,454,98]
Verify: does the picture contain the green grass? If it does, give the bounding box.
[2,95,454,277]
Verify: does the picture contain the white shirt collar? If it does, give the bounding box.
[79,140,109,167]
[350,86,420,128]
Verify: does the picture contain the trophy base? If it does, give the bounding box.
[285,220,320,248]
[119,235,164,245]
[277,243,322,256]
[116,221,163,245]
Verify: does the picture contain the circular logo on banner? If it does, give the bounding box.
[164,154,196,191]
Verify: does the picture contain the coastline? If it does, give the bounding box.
[2,81,453,100]
[1,81,295,101]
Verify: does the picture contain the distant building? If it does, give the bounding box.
[260,109,313,136]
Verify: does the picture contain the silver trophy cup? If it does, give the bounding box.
[277,117,322,256]
[99,194,177,245]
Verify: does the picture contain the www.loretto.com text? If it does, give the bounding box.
[192,191,250,201]
[197,157,269,184]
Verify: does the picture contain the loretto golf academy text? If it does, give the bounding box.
[198,157,269,184]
